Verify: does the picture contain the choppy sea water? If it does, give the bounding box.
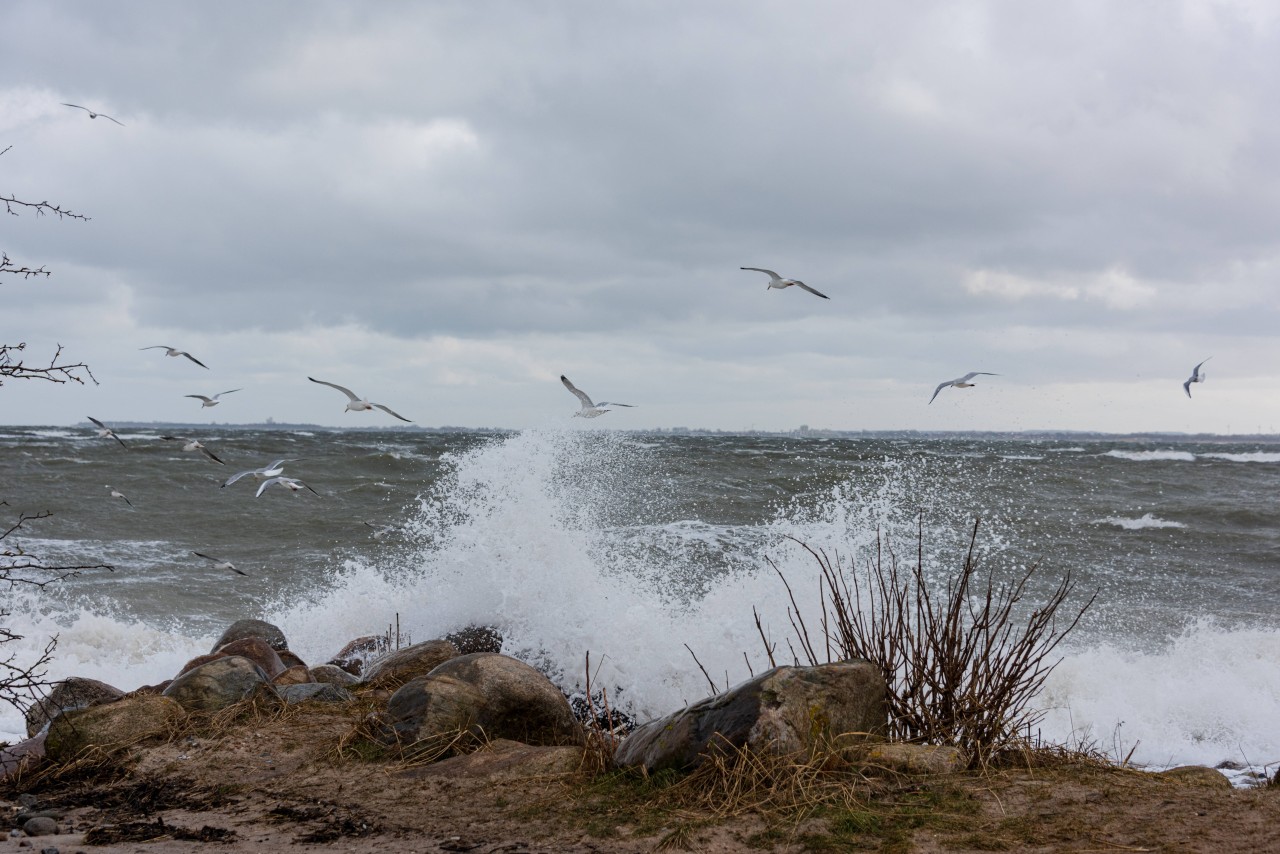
[2,425,1279,783]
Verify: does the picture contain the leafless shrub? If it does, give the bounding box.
[762,518,1095,766]
[1,510,113,712]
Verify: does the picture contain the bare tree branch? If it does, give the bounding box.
[0,342,99,387]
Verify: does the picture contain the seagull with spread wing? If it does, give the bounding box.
[929,372,1000,404]
[308,377,412,422]
[62,103,125,126]
[192,551,248,577]
[740,267,830,299]
[185,389,241,408]
[1183,358,1211,398]
[140,345,208,369]
[106,485,133,507]
[256,476,320,498]
[221,458,297,488]
[161,436,225,465]
[87,416,128,449]
[561,375,635,418]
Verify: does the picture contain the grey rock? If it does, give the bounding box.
[24,677,125,737]
[22,816,57,836]
[309,664,361,687]
[384,652,582,752]
[363,639,460,689]
[1159,765,1232,789]
[41,847,59,854]
[863,743,966,774]
[615,660,887,773]
[44,695,186,762]
[279,683,353,704]
[162,655,275,712]
[17,793,38,807]
[210,619,289,653]
[213,637,287,678]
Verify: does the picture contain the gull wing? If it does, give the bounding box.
[795,282,830,299]
[309,376,360,401]
[372,403,412,422]
[180,351,209,369]
[560,375,595,408]
[1183,378,1194,398]
[596,402,635,408]
[928,381,952,405]
[139,345,173,351]
[193,551,221,563]
[740,267,782,281]
[222,469,255,487]
[216,388,242,398]
[255,477,283,497]
[200,447,226,465]
[62,103,88,112]
[99,113,125,126]
[1192,357,1211,380]
[88,415,107,429]
[184,395,214,404]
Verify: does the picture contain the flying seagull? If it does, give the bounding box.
[62,103,125,126]
[192,551,248,577]
[185,389,242,408]
[87,416,128,449]
[308,377,412,422]
[105,485,133,507]
[256,476,319,498]
[140,345,208,369]
[561,375,635,418]
[929,372,1000,405]
[740,267,830,299]
[221,458,297,488]
[364,520,401,540]
[161,435,225,465]
[1183,357,1212,399]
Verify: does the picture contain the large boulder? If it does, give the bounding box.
[210,619,289,653]
[273,665,314,686]
[215,637,287,679]
[384,653,582,752]
[162,655,275,712]
[363,639,460,689]
[24,677,125,737]
[309,664,362,687]
[44,695,186,762]
[615,661,887,773]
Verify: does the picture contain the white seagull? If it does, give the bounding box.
[740,267,830,300]
[87,416,128,449]
[561,375,635,418]
[221,458,297,488]
[185,389,242,408]
[929,372,1000,405]
[192,551,248,577]
[256,476,319,498]
[364,520,400,540]
[161,435,225,465]
[105,485,133,507]
[1183,358,1211,398]
[62,103,125,126]
[308,377,412,422]
[140,345,208,369]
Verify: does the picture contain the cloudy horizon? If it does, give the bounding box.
[5,1,1280,434]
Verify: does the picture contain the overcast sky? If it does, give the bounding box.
[4,0,1279,433]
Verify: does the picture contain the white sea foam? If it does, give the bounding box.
[1201,452,1280,463]
[1104,450,1197,462]
[1095,513,1186,530]
[1038,622,1280,776]
[1000,454,1045,461]
[1047,447,1087,453]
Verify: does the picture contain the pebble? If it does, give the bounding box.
[21,816,58,836]
[41,847,59,854]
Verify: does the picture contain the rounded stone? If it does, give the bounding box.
[327,635,388,676]
[21,816,57,836]
[385,652,581,751]
[363,640,460,689]
[24,677,124,737]
[162,655,274,713]
[309,664,361,687]
[272,665,314,686]
[210,619,289,653]
[215,637,286,678]
[44,695,186,762]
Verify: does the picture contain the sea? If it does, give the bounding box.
[2,425,1279,785]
